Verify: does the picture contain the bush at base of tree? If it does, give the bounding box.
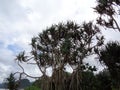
[24,85,40,90]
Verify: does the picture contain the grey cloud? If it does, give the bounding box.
[0,0,27,22]
[24,0,62,18]
[0,47,15,66]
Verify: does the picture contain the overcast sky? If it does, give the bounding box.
[0,0,120,83]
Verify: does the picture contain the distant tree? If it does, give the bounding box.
[4,73,18,90]
[19,79,31,89]
[15,21,104,90]
[94,0,120,31]
[98,41,120,89]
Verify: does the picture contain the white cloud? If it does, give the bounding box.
[0,47,17,83]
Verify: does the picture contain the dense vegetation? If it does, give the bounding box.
[15,21,120,90]
[25,85,40,90]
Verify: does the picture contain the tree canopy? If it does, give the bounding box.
[15,21,104,90]
[98,41,120,89]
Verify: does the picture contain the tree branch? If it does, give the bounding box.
[111,15,120,31]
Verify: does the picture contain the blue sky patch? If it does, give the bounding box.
[0,41,4,47]
[7,44,22,54]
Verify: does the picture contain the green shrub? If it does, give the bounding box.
[25,85,40,90]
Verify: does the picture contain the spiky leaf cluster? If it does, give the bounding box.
[94,0,120,31]
[28,21,104,70]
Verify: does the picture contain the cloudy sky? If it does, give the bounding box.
[0,0,120,83]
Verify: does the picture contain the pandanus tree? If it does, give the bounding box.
[98,41,120,89]
[15,21,104,90]
[94,0,120,31]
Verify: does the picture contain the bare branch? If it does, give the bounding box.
[111,15,120,31]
